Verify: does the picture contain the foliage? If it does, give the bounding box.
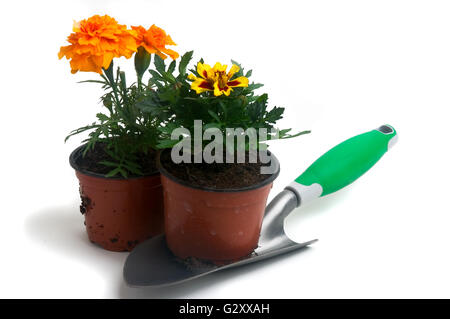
[60,15,309,177]
[60,17,179,177]
[136,51,310,151]
[64,57,162,178]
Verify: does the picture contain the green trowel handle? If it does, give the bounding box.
[286,125,397,207]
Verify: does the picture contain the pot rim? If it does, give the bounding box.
[157,148,280,193]
[69,145,160,180]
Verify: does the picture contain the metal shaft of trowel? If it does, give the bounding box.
[259,189,300,246]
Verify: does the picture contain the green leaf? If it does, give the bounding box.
[218,101,228,119]
[230,59,241,68]
[158,123,179,134]
[157,139,180,149]
[119,71,127,92]
[265,106,285,123]
[278,128,292,136]
[280,129,311,139]
[162,72,176,84]
[148,77,164,89]
[64,123,99,142]
[102,60,115,85]
[135,99,158,111]
[102,93,113,108]
[257,93,269,103]
[248,83,264,91]
[167,60,176,74]
[77,80,108,85]
[121,163,143,175]
[161,86,180,101]
[105,167,128,178]
[96,113,109,122]
[122,159,141,169]
[154,54,165,74]
[207,110,221,123]
[179,51,194,75]
[149,70,165,82]
[103,147,120,161]
[99,161,119,168]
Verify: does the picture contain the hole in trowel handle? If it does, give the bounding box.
[377,125,394,134]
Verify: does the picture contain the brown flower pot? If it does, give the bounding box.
[70,146,164,252]
[158,150,280,263]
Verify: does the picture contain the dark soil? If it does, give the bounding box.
[79,194,91,215]
[159,150,273,189]
[76,143,158,177]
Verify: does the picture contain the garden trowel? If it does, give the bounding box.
[123,125,398,287]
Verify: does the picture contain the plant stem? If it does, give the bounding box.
[102,65,121,109]
[137,75,142,91]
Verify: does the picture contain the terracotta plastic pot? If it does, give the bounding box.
[70,146,164,252]
[158,150,280,263]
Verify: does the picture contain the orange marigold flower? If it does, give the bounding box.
[58,15,138,74]
[131,25,179,60]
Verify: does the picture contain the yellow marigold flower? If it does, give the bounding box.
[131,25,179,60]
[58,15,137,74]
[189,62,249,96]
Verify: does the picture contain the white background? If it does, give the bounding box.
[1,0,449,298]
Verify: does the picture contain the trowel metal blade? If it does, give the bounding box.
[123,235,316,287]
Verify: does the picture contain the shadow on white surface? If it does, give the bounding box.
[290,185,352,220]
[284,185,352,242]
[24,202,316,298]
[118,245,315,299]
[24,203,127,294]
